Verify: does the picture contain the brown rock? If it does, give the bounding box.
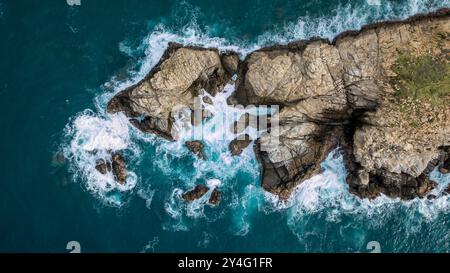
[182,185,209,202]
[440,156,450,174]
[185,141,207,160]
[129,117,173,140]
[229,134,252,156]
[111,153,127,184]
[95,158,111,174]
[239,9,450,200]
[208,188,221,205]
[230,113,259,134]
[221,52,240,76]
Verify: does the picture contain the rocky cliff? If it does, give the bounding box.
[107,8,450,201]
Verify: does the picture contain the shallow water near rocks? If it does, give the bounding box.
[1,0,450,252]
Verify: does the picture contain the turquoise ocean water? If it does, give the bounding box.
[1,0,450,252]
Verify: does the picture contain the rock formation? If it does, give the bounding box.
[108,9,450,201]
[94,153,128,185]
[181,185,209,202]
[185,140,207,160]
[181,185,222,205]
[229,134,253,156]
[439,149,450,174]
[208,188,221,205]
[95,158,111,174]
[107,44,239,140]
[111,153,127,184]
[234,8,450,200]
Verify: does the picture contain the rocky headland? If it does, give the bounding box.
[106,9,450,201]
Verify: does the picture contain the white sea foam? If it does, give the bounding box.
[261,149,450,242]
[63,0,450,229]
[153,82,266,224]
[207,179,222,188]
[63,111,138,205]
[255,0,450,45]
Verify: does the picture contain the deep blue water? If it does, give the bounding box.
[1,0,450,253]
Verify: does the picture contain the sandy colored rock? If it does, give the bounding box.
[241,9,450,199]
[107,43,235,139]
[107,9,450,200]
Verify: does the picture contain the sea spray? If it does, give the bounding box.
[261,149,450,246]
[61,0,450,239]
[63,111,138,205]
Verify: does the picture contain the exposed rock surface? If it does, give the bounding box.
[229,134,253,156]
[181,185,222,205]
[108,9,450,200]
[111,153,127,184]
[181,185,209,202]
[208,188,221,205]
[440,150,450,174]
[95,158,111,174]
[185,140,207,160]
[94,153,128,185]
[107,43,237,140]
[235,8,450,200]
[230,113,258,134]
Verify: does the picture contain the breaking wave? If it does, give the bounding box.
[61,0,450,241]
[262,150,450,250]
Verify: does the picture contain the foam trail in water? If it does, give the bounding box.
[229,184,265,236]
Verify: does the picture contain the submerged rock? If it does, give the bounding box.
[51,152,66,166]
[182,185,209,202]
[185,140,207,160]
